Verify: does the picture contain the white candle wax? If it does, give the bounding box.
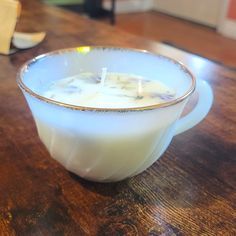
[43,72,176,108]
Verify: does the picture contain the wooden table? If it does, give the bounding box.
[0,0,235,235]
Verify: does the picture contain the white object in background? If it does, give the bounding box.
[217,0,236,39]
[103,0,153,13]
[104,0,223,28]
[153,0,222,27]
[13,32,46,49]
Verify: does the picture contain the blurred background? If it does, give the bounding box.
[43,0,236,68]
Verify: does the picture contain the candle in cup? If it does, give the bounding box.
[43,72,176,108]
[18,46,201,182]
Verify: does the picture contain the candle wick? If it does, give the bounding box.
[100,67,107,88]
[137,78,143,98]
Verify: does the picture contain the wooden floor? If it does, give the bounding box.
[108,11,236,68]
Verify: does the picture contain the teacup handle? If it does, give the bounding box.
[174,79,213,135]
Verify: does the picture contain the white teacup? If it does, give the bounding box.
[17,47,213,182]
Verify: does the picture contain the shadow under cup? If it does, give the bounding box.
[17,47,195,182]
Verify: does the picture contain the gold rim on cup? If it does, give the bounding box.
[17,46,196,112]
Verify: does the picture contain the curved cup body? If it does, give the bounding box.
[18,47,212,182]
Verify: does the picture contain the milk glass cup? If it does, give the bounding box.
[17,47,213,182]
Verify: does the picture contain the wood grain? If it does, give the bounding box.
[114,11,236,69]
[0,0,235,235]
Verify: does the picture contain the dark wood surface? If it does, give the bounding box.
[0,0,235,235]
